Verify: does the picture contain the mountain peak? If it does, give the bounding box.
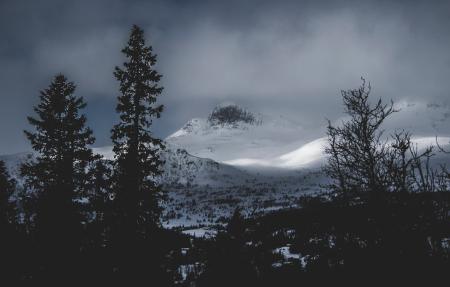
[207,103,260,126]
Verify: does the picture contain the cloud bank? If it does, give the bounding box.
[1,0,450,153]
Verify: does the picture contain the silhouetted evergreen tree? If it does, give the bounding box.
[90,158,112,214]
[111,24,165,235]
[81,156,116,283]
[227,207,246,241]
[0,160,23,283]
[198,208,258,287]
[85,157,113,248]
[110,25,167,284]
[20,74,95,282]
[0,160,16,240]
[0,160,15,224]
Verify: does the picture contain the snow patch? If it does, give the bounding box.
[181,227,217,238]
[273,246,301,260]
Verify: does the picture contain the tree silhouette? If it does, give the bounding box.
[110,25,166,283]
[20,74,95,282]
[325,78,444,199]
[0,160,23,283]
[199,208,258,287]
[111,24,165,235]
[85,156,113,248]
[324,78,396,197]
[0,160,15,224]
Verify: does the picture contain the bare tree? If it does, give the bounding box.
[383,131,414,193]
[324,78,396,196]
[325,78,448,198]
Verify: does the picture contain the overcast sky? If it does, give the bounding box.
[1,0,450,154]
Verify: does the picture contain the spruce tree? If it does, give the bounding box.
[109,25,167,284]
[0,160,21,284]
[111,25,165,237]
[86,156,113,248]
[0,160,15,224]
[81,157,115,283]
[199,209,257,287]
[20,74,95,279]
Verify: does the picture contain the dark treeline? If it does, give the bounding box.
[1,26,450,286]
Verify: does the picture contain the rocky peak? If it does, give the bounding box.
[207,103,260,126]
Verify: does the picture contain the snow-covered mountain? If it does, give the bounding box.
[0,147,324,229]
[1,102,450,230]
[92,145,249,188]
[162,102,450,228]
[166,103,325,168]
[166,102,450,170]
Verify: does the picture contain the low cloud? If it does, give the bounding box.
[1,0,450,153]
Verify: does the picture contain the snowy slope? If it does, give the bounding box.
[166,104,320,164]
[0,145,325,228]
[225,136,450,169]
[224,137,328,169]
[167,103,450,170]
[2,146,249,190]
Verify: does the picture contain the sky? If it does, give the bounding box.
[1,0,450,154]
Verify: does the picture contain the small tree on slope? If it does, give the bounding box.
[0,160,15,224]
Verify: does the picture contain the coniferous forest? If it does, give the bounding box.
[1,23,450,286]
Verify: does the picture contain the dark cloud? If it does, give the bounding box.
[1,0,450,153]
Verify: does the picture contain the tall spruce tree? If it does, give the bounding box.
[111,25,165,238]
[21,74,95,279]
